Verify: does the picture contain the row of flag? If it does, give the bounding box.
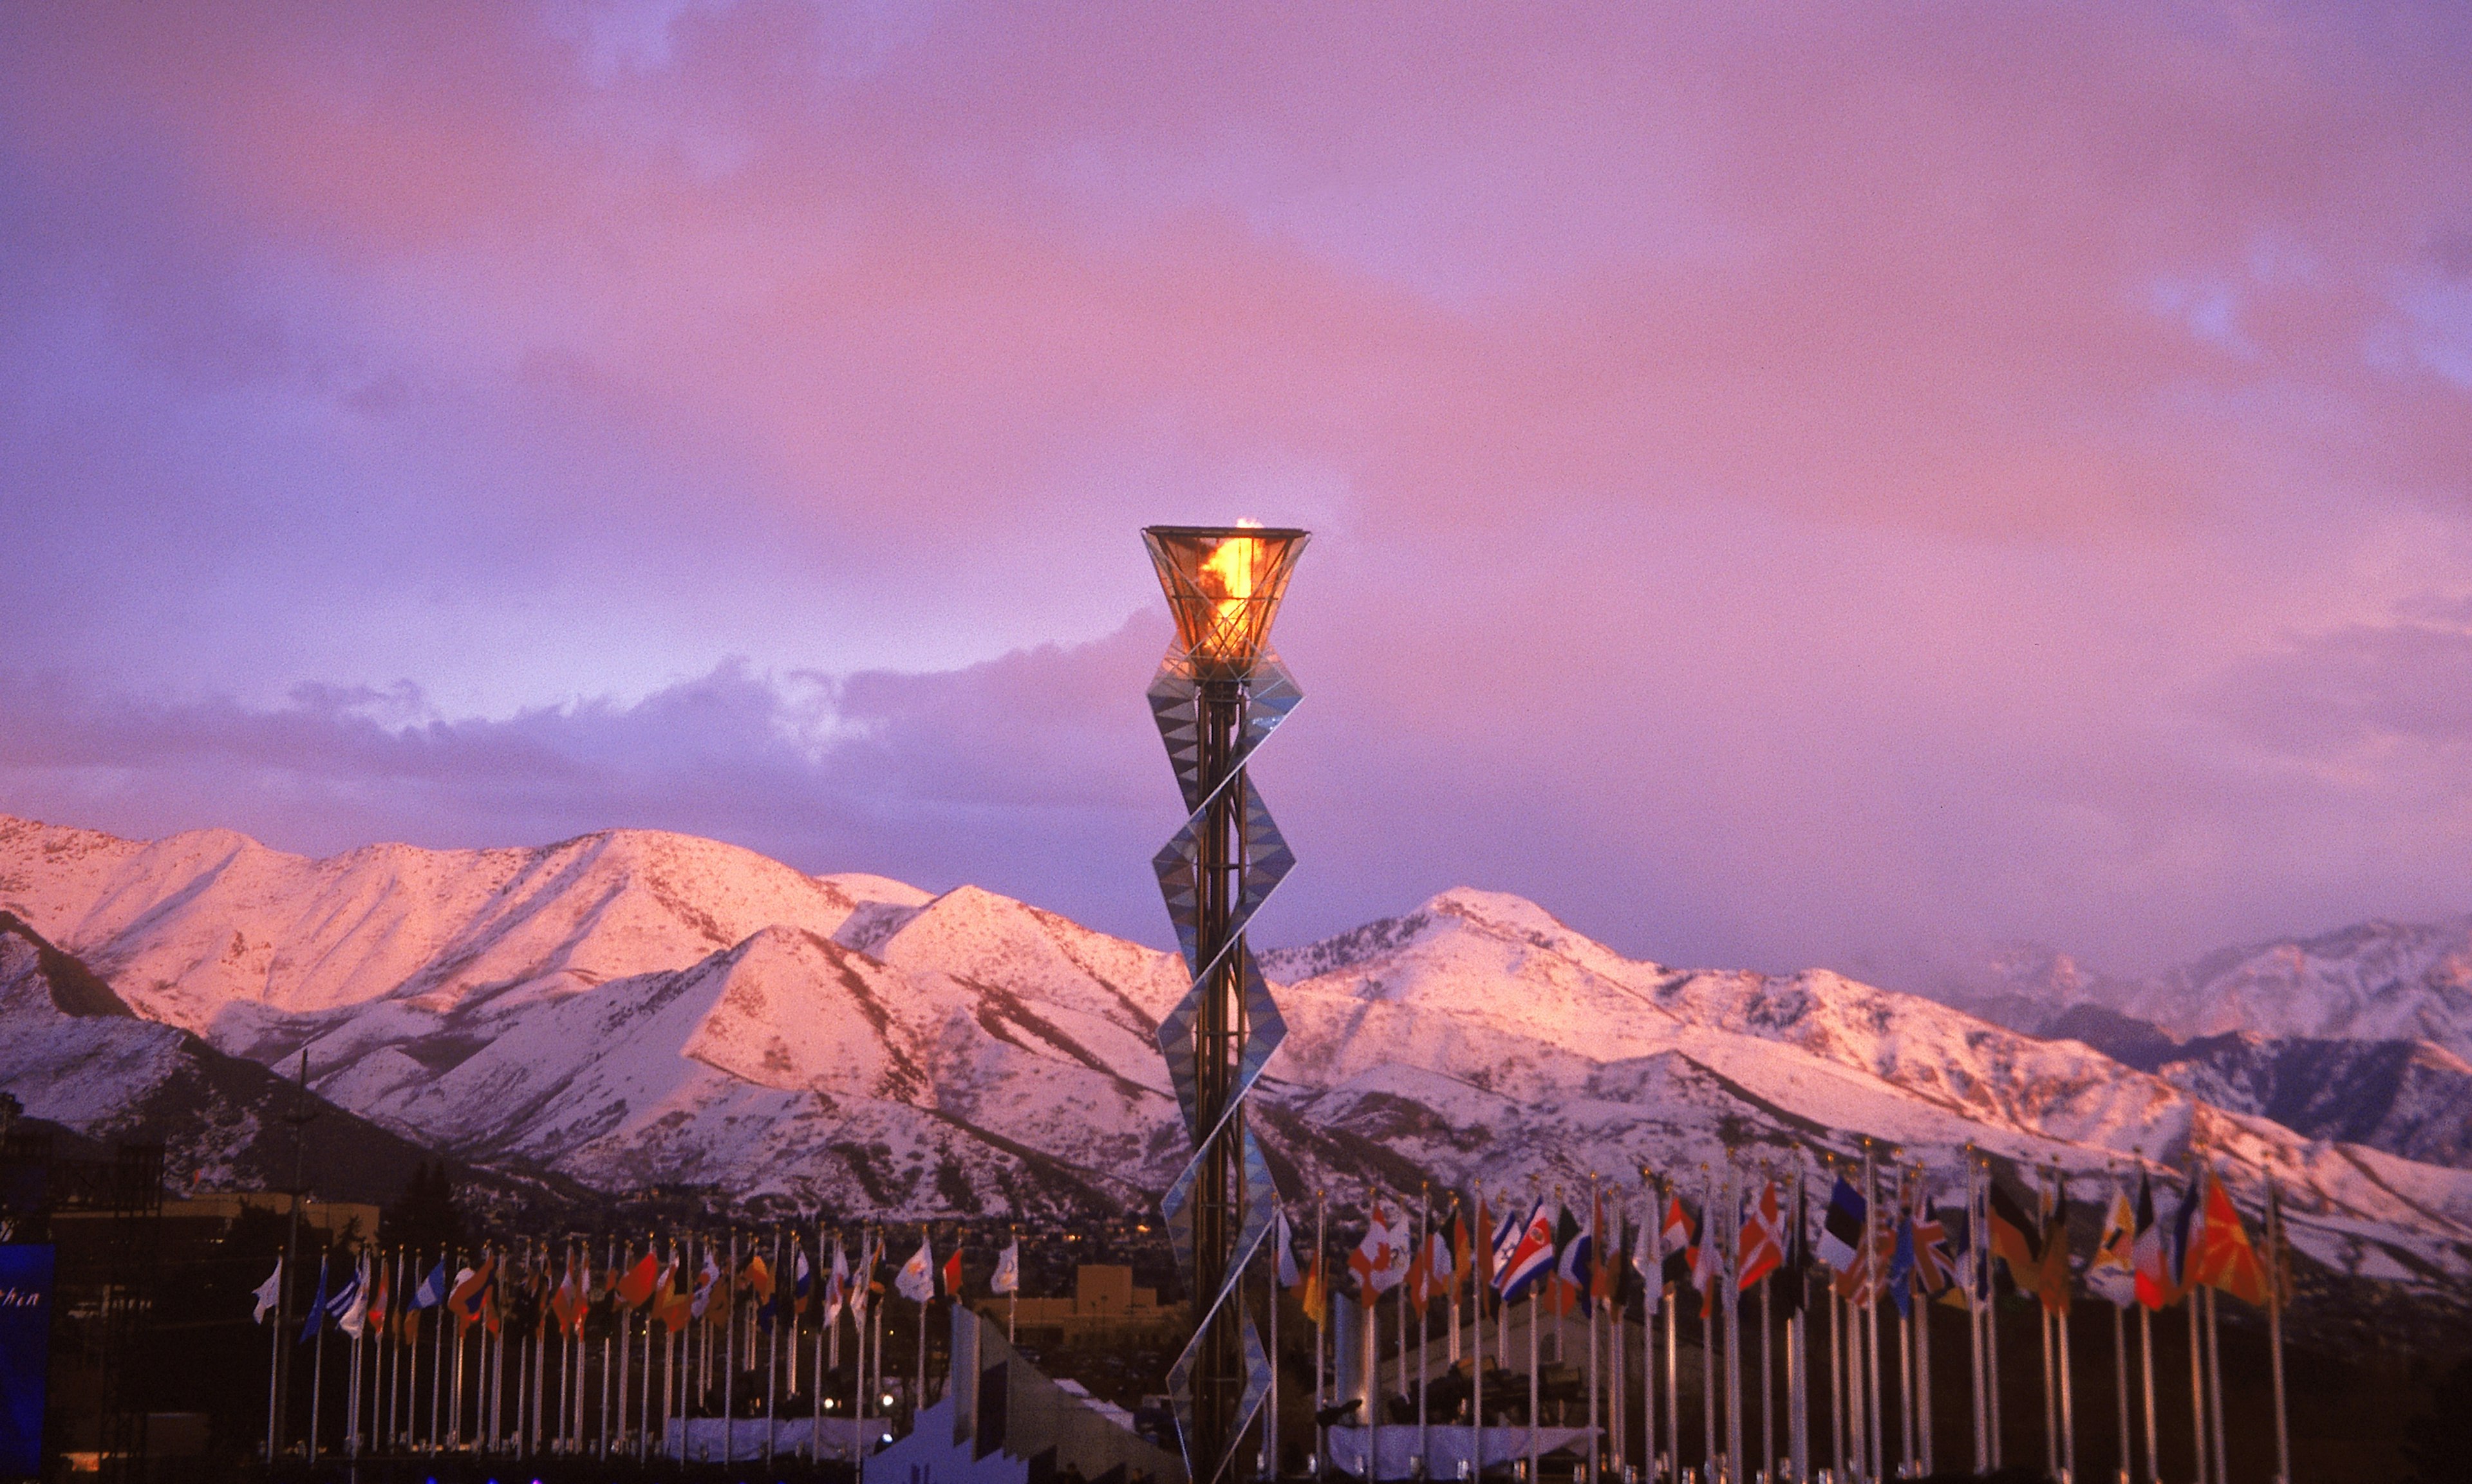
[1273,1160,2281,1327]
[258,1230,1029,1340]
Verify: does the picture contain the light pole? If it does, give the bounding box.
[1143,524,1309,1484]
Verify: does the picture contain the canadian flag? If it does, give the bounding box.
[1348,1204,1410,1304]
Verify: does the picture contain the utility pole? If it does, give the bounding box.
[273,1050,317,1461]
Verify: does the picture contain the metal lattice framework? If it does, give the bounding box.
[1142,524,1308,1484]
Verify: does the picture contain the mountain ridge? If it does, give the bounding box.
[3,813,2469,1301]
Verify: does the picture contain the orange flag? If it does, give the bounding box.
[2189,1174,2269,1306]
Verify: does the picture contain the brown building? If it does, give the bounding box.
[973,1263,1183,1344]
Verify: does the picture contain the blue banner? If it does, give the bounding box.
[0,1245,52,1476]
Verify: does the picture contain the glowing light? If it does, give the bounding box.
[1142,524,1308,672]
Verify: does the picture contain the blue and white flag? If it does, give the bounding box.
[299,1256,329,1345]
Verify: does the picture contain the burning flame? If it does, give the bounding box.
[1197,533,1258,651]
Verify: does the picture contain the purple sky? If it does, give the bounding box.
[5,2,2472,980]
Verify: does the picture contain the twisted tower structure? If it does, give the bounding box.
[1142,524,1309,1484]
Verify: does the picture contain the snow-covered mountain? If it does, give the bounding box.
[0,911,447,1204]
[1938,920,2472,1062]
[4,815,2471,1299]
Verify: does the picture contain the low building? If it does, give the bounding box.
[973,1264,1183,1344]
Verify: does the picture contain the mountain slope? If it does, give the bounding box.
[3,817,2470,1297]
[0,912,453,1204]
[1934,920,2472,1063]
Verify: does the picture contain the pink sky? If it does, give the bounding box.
[5,1,2471,980]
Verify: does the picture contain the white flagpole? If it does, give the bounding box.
[1315,1194,1329,1483]
[2202,1286,2226,1484]
[429,1254,445,1452]
[1896,1177,1913,1480]
[310,1254,329,1463]
[1864,1152,1883,1484]
[1470,1187,1483,1484]
[1663,1196,1679,1484]
[1827,1268,1842,1483]
[2139,1301,2157,1484]
[1728,1167,1745,1484]
[1661,1177,1679,1484]
[916,1230,930,1436]
[1915,1167,1934,1478]
[2195,1234,2214,1481]
[1602,1200,1622,1471]
[1639,1176,1656,1484]
[1982,1164,2001,1472]
[1269,1207,1284,1480]
[1700,1168,1718,1484]
[1400,1201,1412,1463]
[263,1257,283,1464]
[1529,1214,1543,1484]
[1588,1181,1602,1484]
[725,1230,742,1463]
[1420,1187,1432,1479]
[1788,1168,1806,1484]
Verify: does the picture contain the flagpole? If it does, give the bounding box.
[809,1225,825,1469]
[1824,1172,1842,1484]
[307,1252,331,1464]
[854,1229,868,1469]
[1915,1165,1934,1478]
[2195,1200,2214,1481]
[871,1236,886,1467]
[2058,1268,2077,1484]
[2112,1288,2130,1484]
[430,1252,445,1453]
[1729,1165,1746,1484]
[2040,1171,2059,1483]
[1759,1256,1773,1484]
[1864,1150,1884,1484]
[1268,1202,1284,1481]
[2139,1297,2157,1484]
[915,1229,929,1441]
[1591,1180,1611,1481]
[1422,1184,1434,1481]
[2267,1180,2290,1484]
[1610,1192,1625,1481]
[1896,1250,1913,1481]
[1314,1194,1327,1481]
[1404,1205,1423,1471]
[1981,1161,2001,1473]
[1468,1185,1484,1484]
[1696,1167,1714,1484]
[1661,1176,1680,1484]
[1788,1168,1806,1484]
[1638,1173,1654,1484]
[262,1256,282,1464]
[766,1229,780,1468]
[2202,1287,2225,1484]
[373,1252,388,1452]
[1529,1203,1542,1484]
[350,1259,365,1460]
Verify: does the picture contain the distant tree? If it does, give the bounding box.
[383,1160,467,1259]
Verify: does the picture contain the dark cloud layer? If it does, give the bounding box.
[5,2,2472,974]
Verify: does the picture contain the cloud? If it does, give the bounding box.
[5,1,2472,975]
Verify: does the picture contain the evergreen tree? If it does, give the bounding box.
[383,1160,467,1259]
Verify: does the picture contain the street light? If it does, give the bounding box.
[1141,524,1309,1484]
